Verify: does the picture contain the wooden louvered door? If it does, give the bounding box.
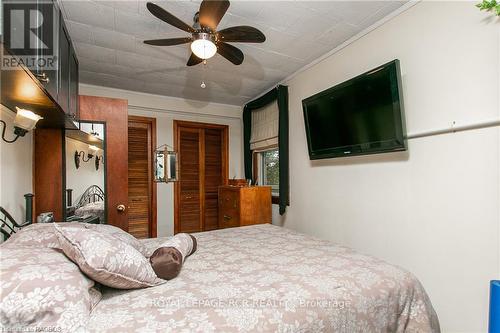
[177,127,202,233]
[174,121,228,234]
[204,129,225,231]
[128,116,157,238]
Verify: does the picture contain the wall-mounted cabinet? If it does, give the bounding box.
[58,17,70,117]
[0,0,79,128]
[69,44,79,121]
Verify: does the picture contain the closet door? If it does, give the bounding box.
[174,121,228,234]
[204,129,224,231]
[128,117,156,238]
[176,127,202,233]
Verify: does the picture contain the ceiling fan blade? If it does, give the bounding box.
[146,2,195,33]
[217,26,266,43]
[217,42,244,65]
[144,37,192,46]
[199,0,230,31]
[187,53,203,66]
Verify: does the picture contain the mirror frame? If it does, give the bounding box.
[63,120,107,223]
[154,148,178,183]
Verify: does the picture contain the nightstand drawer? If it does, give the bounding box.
[220,191,239,210]
[220,212,240,228]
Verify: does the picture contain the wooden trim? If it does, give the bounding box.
[252,151,258,181]
[221,126,229,186]
[173,120,229,234]
[173,120,180,235]
[253,149,280,205]
[199,128,205,232]
[151,119,157,237]
[128,115,157,238]
[174,120,230,130]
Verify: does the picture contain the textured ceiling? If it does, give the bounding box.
[60,0,406,106]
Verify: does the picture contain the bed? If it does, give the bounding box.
[0,224,439,332]
[72,185,105,223]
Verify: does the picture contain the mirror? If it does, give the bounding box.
[154,148,178,182]
[64,121,106,224]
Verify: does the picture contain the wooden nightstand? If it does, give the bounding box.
[218,186,272,229]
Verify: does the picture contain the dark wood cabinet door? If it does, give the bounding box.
[68,45,79,120]
[38,1,58,98]
[58,18,70,114]
[177,128,202,233]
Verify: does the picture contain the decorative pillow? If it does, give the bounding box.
[0,245,100,332]
[87,223,145,255]
[54,224,164,289]
[149,233,197,280]
[6,223,147,256]
[5,222,85,248]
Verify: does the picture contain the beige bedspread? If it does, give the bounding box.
[88,224,439,332]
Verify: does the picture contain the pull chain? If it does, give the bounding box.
[201,59,207,89]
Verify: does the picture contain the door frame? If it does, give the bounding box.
[128,115,157,238]
[173,120,229,234]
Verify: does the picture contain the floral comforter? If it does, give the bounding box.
[88,224,439,332]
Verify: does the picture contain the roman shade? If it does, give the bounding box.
[249,101,279,150]
[243,85,289,215]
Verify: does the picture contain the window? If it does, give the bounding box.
[256,148,279,198]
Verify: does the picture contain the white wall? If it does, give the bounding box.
[278,2,499,332]
[79,84,243,237]
[65,137,105,205]
[0,105,33,239]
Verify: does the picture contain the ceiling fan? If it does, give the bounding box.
[143,0,266,66]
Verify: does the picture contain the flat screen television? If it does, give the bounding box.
[302,59,407,160]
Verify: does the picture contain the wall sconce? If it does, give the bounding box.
[90,123,100,138]
[74,145,100,169]
[95,154,104,171]
[0,107,43,143]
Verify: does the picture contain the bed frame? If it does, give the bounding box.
[75,185,105,210]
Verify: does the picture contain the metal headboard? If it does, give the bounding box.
[0,194,33,240]
[75,185,105,209]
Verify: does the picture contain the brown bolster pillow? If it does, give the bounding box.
[149,234,197,280]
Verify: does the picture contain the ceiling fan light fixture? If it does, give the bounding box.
[191,33,217,60]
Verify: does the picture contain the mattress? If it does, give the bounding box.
[88,224,439,332]
[74,201,105,224]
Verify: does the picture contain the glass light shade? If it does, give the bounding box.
[88,145,100,153]
[14,107,43,130]
[191,39,217,60]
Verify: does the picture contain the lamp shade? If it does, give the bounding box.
[191,39,217,60]
[14,107,43,130]
[88,145,99,153]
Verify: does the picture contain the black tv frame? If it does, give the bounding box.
[302,59,407,160]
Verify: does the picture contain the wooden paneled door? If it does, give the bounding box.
[128,116,157,238]
[174,121,228,234]
[79,96,129,231]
